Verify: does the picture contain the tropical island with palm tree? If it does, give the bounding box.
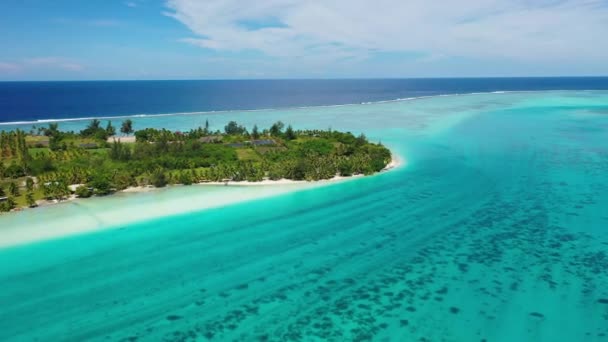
[0,119,393,212]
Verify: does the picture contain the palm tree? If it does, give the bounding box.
[42,183,52,199]
[285,125,296,140]
[5,197,16,211]
[269,121,284,136]
[8,182,19,197]
[121,119,134,136]
[88,119,101,130]
[252,124,260,139]
[106,121,116,137]
[26,192,36,207]
[25,177,34,192]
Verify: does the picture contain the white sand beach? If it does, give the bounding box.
[0,155,404,248]
[117,154,402,192]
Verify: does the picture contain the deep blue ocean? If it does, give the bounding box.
[1,77,608,124]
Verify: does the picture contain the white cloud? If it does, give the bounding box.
[21,57,85,72]
[0,58,85,79]
[164,0,608,66]
[126,0,147,9]
[0,62,22,73]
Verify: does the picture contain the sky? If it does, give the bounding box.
[1,0,607,80]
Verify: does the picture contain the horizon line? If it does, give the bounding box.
[1,75,608,83]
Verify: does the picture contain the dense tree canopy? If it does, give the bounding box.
[0,120,391,212]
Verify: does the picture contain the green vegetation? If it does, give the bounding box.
[0,119,391,212]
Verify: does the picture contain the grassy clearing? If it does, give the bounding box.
[236,148,262,162]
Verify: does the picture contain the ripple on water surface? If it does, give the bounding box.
[0,91,607,341]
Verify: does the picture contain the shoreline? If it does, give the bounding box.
[28,155,402,207]
[0,155,404,248]
[121,155,402,192]
[0,89,585,129]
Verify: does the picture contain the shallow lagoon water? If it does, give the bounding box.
[1,91,608,341]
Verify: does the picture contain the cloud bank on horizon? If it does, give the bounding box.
[1,0,607,79]
[166,0,607,61]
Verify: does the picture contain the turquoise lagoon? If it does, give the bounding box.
[0,91,607,341]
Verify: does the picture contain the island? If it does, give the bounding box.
[0,119,392,212]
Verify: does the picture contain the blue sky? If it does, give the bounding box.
[1,0,607,80]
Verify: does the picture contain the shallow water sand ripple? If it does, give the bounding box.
[0,91,607,341]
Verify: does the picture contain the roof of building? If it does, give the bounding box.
[199,135,223,143]
[227,143,245,148]
[251,139,275,146]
